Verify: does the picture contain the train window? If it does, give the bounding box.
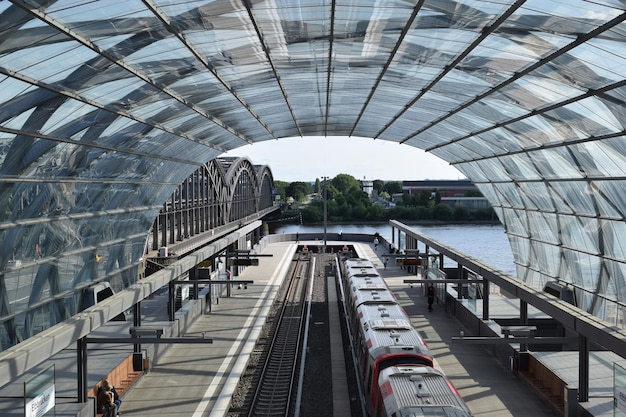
[359,346,367,373]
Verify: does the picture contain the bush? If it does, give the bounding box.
[453,206,470,220]
[432,204,453,221]
[301,206,322,222]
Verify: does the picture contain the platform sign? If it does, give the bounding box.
[25,365,55,417]
[614,363,626,416]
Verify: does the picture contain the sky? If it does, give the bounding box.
[221,136,465,183]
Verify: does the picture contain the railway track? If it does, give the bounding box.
[246,255,311,417]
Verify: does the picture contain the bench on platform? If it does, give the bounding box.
[88,353,148,415]
[518,353,568,415]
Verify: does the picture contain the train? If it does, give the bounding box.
[377,365,472,417]
[341,257,472,417]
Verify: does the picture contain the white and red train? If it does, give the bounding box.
[341,257,472,417]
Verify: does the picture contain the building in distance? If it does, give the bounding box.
[402,179,490,211]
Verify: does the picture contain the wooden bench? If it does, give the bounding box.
[88,353,148,415]
[518,354,567,415]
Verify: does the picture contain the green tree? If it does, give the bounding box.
[352,202,368,219]
[417,206,432,219]
[419,190,433,206]
[273,180,289,202]
[373,179,385,194]
[475,207,497,221]
[287,181,313,202]
[465,189,483,197]
[384,181,403,195]
[332,174,361,194]
[389,206,411,220]
[367,204,384,220]
[432,204,453,221]
[453,206,470,220]
[301,200,323,222]
[290,174,491,224]
[347,186,370,205]
[400,193,420,207]
[325,184,340,201]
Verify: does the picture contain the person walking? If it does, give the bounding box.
[427,283,435,311]
[374,236,379,250]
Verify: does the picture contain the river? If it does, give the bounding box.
[271,222,516,277]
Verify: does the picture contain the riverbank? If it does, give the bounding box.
[272,218,502,228]
[271,222,515,277]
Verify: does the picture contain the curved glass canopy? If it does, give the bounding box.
[1,0,626,347]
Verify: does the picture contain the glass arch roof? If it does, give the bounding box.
[1,0,626,340]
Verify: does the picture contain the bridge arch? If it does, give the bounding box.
[152,157,276,251]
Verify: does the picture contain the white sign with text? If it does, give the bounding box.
[25,384,55,417]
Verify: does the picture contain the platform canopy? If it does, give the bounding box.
[1,0,626,347]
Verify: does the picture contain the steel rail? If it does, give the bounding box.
[248,254,310,417]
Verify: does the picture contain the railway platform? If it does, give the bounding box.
[0,238,615,417]
[115,241,296,417]
[115,239,560,417]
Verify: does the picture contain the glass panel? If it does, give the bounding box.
[560,215,601,256]
[497,153,542,181]
[492,182,523,209]
[529,237,561,278]
[527,211,559,244]
[593,181,626,219]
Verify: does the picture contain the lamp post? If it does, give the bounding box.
[323,176,328,253]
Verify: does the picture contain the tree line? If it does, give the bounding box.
[273,174,496,223]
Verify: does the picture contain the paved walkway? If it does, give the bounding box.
[116,242,295,417]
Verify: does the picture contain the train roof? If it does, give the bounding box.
[358,303,409,324]
[357,304,430,356]
[348,277,388,290]
[344,258,377,270]
[346,268,380,278]
[344,257,374,265]
[379,366,472,417]
[346,275,385,289]
[351,285,397,308]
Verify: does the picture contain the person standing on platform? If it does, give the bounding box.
[374,236,379,250]
[427,284,435,312]
[383,257,388,269]
[296,232,299,243]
